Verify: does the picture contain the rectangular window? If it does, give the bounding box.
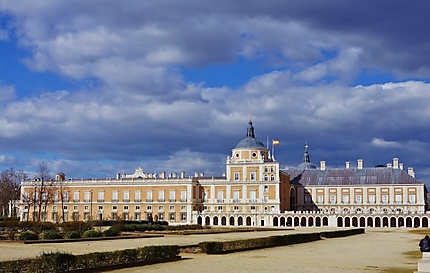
[146,190,152,202]
[233,190,240,202]
[158,212,164,220]
[135,212,141,220]
[158,190,165,202]
[98,191,104,202]
[112,191,118,202]
[180,212,187,221]
[250,190,257,202]
[123,205,129,210]
[135,190,141,202]
[112,212,118,220]
[169,205,175,211]
[317,195,324,203]
[123,191,130,202]
[264,185,269,192]
[180,190,187,202]
[73,206,78,210]
[263,195,268,202]
[233,206,239,211]
[73,191,80,202]
[217,206,223,211]
[123,212,129,220]
[158,205,164,210]
[98,205,103,210]
[147,205,152,211]
[84,191,90,202]
[169,213,175,221]
[409,194,416,204]
[84,205,89,210]
[250,171,256,181]
[63,205,68,210]
[234,172,240,181]
[329,195,336,204]
[169,190,176,202]
[368,194,376,204]
[250,205,256,211]
[395,194,402,204]
[53,191,59,202]
[181,205,186,211]
[112,206,117,210]
[342,195,349,204]
[135,205,140,210]
[305,195,311,204]
[355,194,362,204]
[382,194,389,204]
[217,190,224,202]
[63,191,69,201]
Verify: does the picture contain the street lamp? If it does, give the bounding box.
[33,183,37,222]
[90,190,93,221]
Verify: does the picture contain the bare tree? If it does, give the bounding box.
[34,161,52,222]
[0,168,27,217]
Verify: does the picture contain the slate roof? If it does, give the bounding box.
[282,167,423,186]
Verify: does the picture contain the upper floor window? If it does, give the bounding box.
[234,172,240,181]
[250,172,256,181]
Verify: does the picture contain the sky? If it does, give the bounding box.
[0,1,430,184]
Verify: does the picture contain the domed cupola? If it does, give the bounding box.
[297,143,317,170]
[235,119,266,149]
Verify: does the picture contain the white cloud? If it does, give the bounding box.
[371,138,401,148]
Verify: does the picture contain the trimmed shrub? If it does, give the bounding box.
[82,229,103,238]
[60,221,92,235]
[17,231,39,241]
[103,228,120,237]
[64,230,81,239]
[40,230,63,240]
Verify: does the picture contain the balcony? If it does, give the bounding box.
[216,199,224,203]
[180,199,187,202]
[123,199,130,203]
[158,199,165,202]
[169,199,176,202]
[134,199,141,202]
[146,199,152,202]
[97,199,104,202]
[112,199,118,203]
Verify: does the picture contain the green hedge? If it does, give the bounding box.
[121,224,165,232]
[199,228,365,254]
[0,245,179,273]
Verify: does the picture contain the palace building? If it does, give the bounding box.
[18,120,429,228]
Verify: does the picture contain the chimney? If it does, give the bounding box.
[200,172,204,177]
[387,163,392,168]
[393,158,399,169]
[399,163,404,170]
[181,171,185,178]
[222,172,226,177]
[357,159,363,169]
[408,167,415,178]
[320,161,326,171]
[160,172,166,179]
[194,172,199,177]
[116,173,121,180]
[345,161,350,169]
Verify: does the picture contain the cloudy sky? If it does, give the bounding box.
[0,1,430,183]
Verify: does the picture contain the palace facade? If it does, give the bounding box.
[18,120,429,228]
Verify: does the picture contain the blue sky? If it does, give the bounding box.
[1,1,430,184]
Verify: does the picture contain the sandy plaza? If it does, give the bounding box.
[0,228,425,273]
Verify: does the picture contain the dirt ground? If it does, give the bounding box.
[0,228,425,273]
[110,229,424,273]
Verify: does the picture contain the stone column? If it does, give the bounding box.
[415,252,430,273]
